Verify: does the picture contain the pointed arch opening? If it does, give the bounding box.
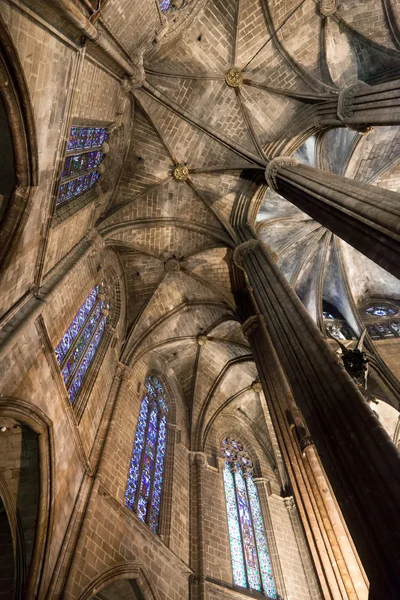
[221,437,277,598]
[125,375,169,533]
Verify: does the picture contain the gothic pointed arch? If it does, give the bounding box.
[77,561,161,600]
[0,397,53,600]
[0,13,38,267]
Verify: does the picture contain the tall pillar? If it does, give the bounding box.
[191,452,207,600]
[265,158,400,279]
[233,237,400,599]
[238,288,356,600]
[316,80,400,130]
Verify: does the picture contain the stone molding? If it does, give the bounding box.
[265,157,298,190]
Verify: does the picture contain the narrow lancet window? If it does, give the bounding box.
[57,126,108,206]
[55,284,109,403]
[222,437,276,598]
[125,376,168,533]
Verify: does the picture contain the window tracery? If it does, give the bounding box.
[57,126,108,206]
[221,437,276,598]
[125,376,168,533]
[363,301,400,339]
[55,284,109,403]
[322,304,354,341]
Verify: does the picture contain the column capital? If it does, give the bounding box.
[265,157,298,190]
[337,81,374,134]
[233,239,260,268]
[192,451,208,468]
[241,314,265,337]
[300,435,315,451]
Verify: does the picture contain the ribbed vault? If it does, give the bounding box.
[98,0,400,454]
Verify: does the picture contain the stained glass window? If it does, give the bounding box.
[159,0,190,12]
[365,304,398,317]
[222,438,276,598]
[57,126,108,207]
[55,284,109,403]
[125,376,168,533]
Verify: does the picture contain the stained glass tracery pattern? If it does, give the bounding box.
[125,376,168,533]
[55,285,109,403]
[57,126,108,207]
[222,438,276,598]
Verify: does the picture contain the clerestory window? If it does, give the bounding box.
[55,284,109,403]
[222,437,276,598]
[125,376,168,533]
[57,126,108,207]
[363,302,400,340]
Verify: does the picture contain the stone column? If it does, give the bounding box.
[239,293,345,600]
[265,158,400,279]
[233,239,400,599]
[316,80,400,130]
[191,452,207,600]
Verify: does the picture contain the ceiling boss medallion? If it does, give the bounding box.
[225,67,243,88]
[173,164,189,181]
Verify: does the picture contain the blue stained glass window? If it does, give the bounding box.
[55,285,108,403]
[58,125,107,206]
[125,376,168,533]
[222,438,277,598]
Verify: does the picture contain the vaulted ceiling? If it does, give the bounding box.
[98,0,400,454]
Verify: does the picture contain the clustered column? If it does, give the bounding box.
[238,286,367,600]
[233,236,400,599]
[265,158,400,279]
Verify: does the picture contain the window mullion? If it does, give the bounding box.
[134,400,154,512]
[244,475,263,593]
[233,468,250,590]
[60,299,99,370]
[145,404,161,524]
[64,304,104,388]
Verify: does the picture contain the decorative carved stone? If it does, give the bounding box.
[97,163,106,174]
[241,314,264,337]
[101,142,110,154]
[164,257,180,273]
[265,157,298,191]
[173,164,189,181]
[340,348,369,383]
[233,239,260,268]
[225,67,243,88]
[337,81,372,133]
[320,0,337,16]
[284,496,296,511]
[300,435,315,451]
[197,335,208,346]
[251,380,262,393]
[261,242,279,263]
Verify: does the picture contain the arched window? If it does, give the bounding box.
[57,126,108,206]
[125,376,168,533]
[222,438,276,598]
[363,302,400,339]
[55,284,109,403]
